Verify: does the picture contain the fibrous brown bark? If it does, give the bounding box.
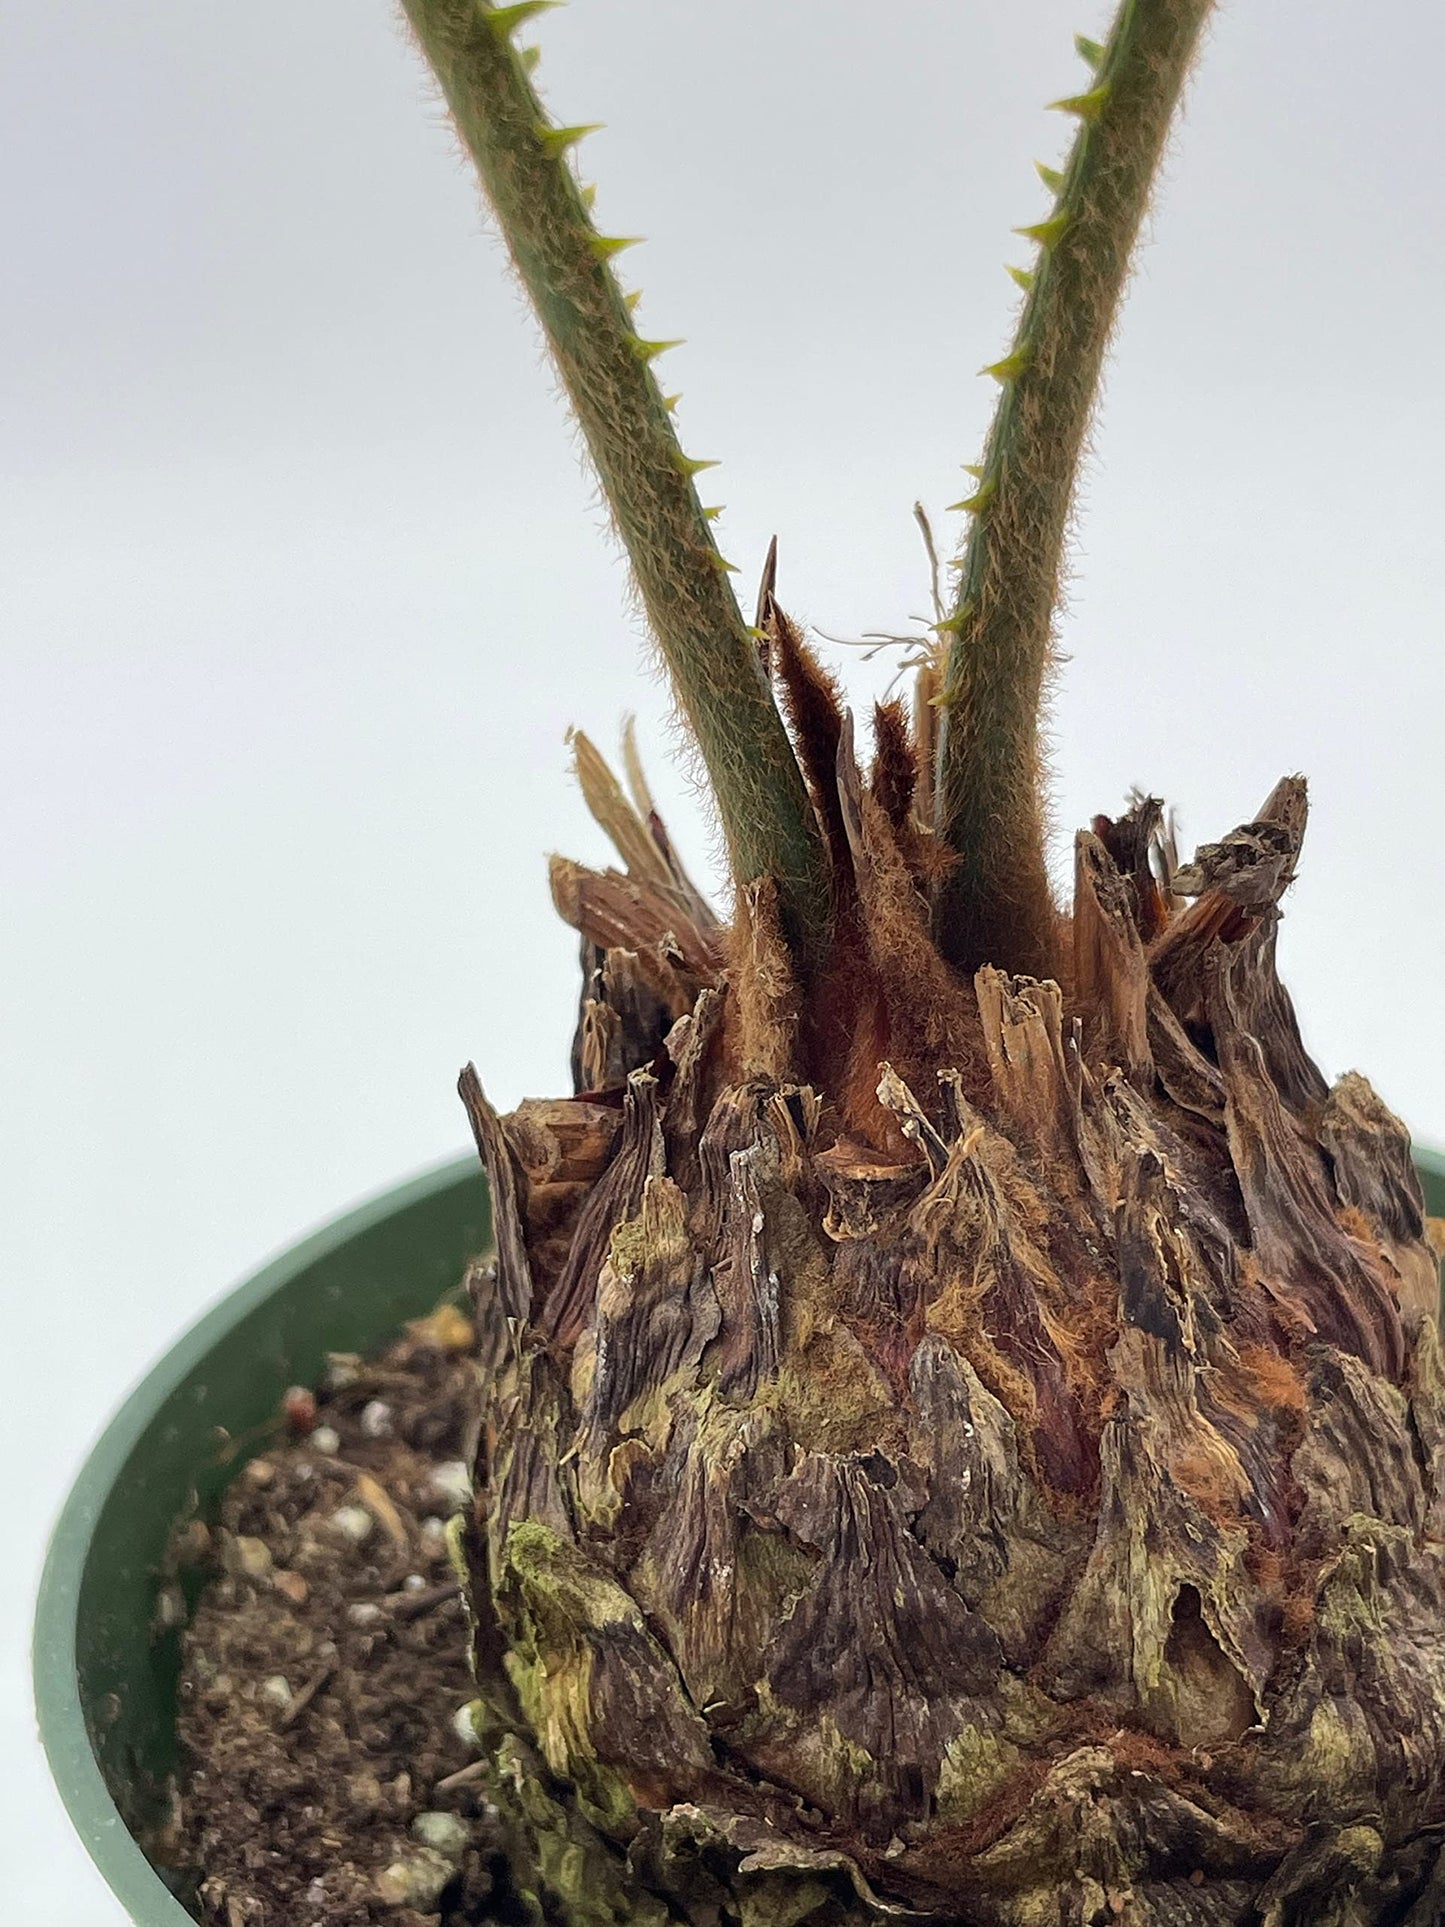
[456,743,1445,1926]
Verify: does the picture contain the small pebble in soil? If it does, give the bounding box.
[374,1845,454,1910]
[347,1601,385,1629]
[412,1810,471,1857]
[420,1516,449,1559]
[229,1535,273,1581]
[272,1569,309,1607]
[259,1675,293,1711]
[283,1384,318,1433]
[310,1423,341,1455]
[427,1460,471,1513]
[452,1701,483,1751]
[349,1770,384,1812]
[172,1520,212,1567]
[359,1398,393,1438]
[406,1304,475,1353]
[330,1504,374,1545]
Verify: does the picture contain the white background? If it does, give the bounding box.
[5,2,1443,1916]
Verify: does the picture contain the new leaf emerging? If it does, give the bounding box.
[934,0,1216,981]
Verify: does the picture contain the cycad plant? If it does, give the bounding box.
[403,4,1445,1922]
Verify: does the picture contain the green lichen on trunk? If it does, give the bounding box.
[933,0,1215,980]
[399,0,829,957]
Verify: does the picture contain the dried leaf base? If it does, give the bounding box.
[456,769,1445,1927]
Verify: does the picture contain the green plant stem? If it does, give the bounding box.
[933,0,1214,979]
[400,0,829,957]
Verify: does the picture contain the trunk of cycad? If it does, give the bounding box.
[454,735,1445,1927]
[395,2,1445,1920]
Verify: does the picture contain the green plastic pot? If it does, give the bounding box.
[33,1153,492,1925]
[32,1145,1445,1923]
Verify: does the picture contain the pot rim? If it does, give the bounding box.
[33,1143,1445,1922]
[33,1150,482,1924]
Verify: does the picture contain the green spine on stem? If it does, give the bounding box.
[933,0,1215,980]
[400,0,830,957]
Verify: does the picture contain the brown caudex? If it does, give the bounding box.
[390,0,1445,1916]
[457,707,1445,1924]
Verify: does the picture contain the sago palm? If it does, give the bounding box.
[400,3,1445,1921]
